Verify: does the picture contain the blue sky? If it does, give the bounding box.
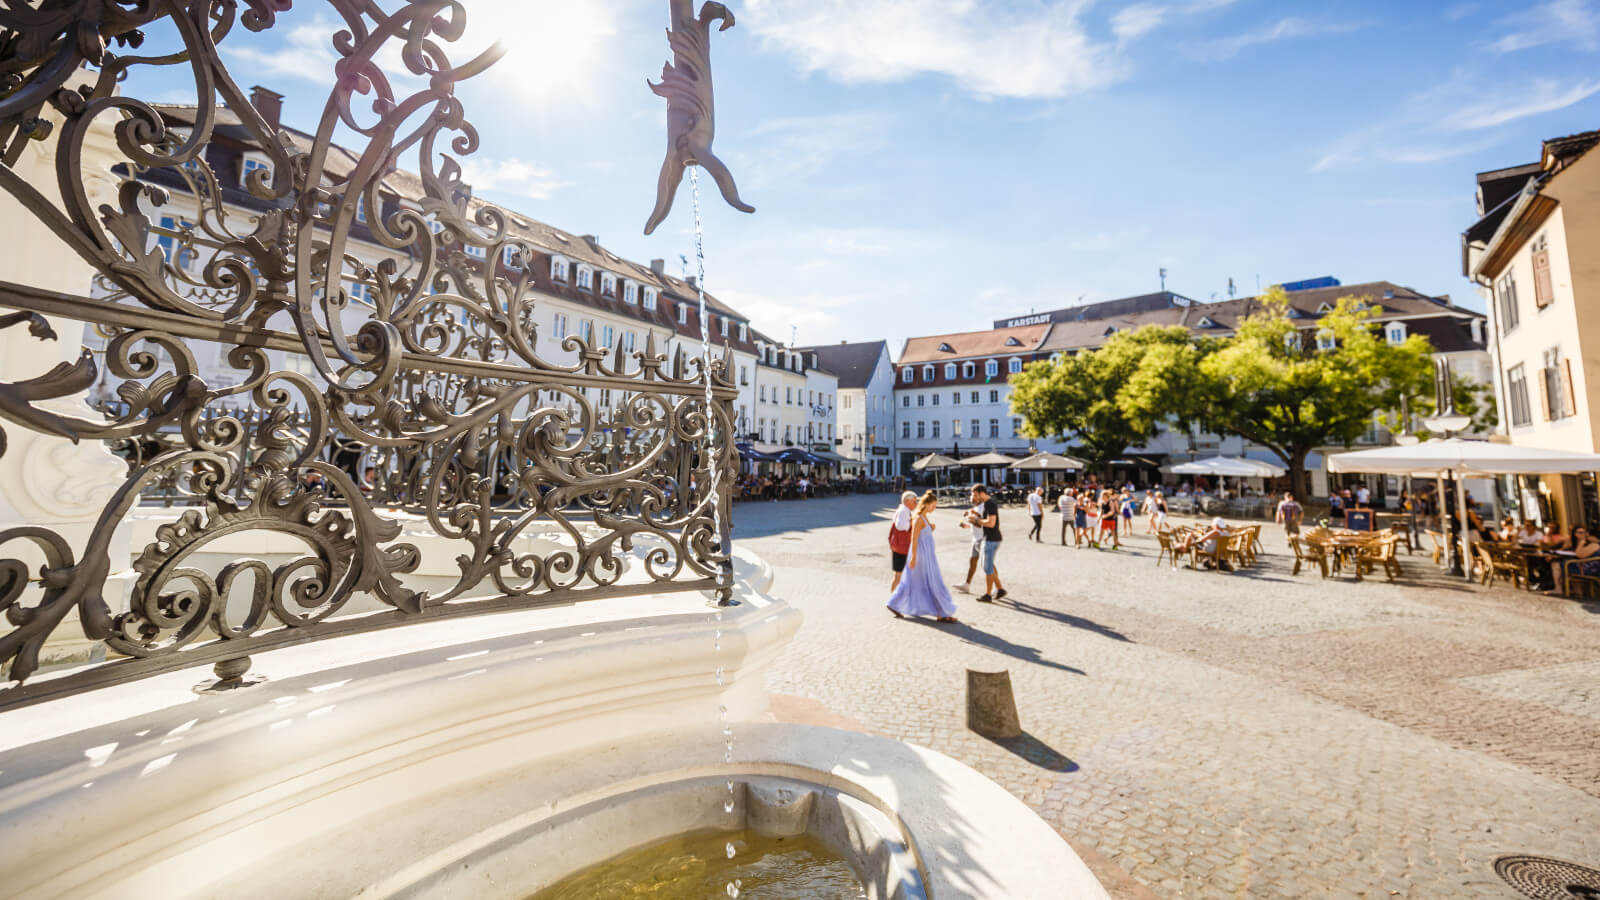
[153,0,1600,350]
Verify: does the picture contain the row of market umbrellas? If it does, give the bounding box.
[912,450,1091,472]
[736,443,848,467]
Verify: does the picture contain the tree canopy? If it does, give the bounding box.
[1009,326,1203,466]
[1008,288,1438,498]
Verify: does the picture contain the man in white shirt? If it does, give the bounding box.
[889,491,916,590]
[1355,484,1370,507]
[1027,486,1045,541]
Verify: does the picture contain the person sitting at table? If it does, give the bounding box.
[1517,520,1543,546]
[1540,523,1570,551]
[1176,517,1233,571]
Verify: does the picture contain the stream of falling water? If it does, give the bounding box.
[689,166,741,899]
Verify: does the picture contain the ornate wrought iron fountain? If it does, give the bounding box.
[0,0,750,709]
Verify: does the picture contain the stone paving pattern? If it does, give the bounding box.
[738,495,1600,898]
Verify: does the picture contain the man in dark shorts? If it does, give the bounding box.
[889,490,916,590]
[970,484,1007,603]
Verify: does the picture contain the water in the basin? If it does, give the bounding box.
[529,829,866,900]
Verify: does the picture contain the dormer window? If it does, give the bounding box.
[1197,316,1217,328]
[1103,327,1117,337]
[985,360,998,378]
[944,363,956,379]
[738,323,747,341]
[1008,358,1023,374]
[1004,336,1022,347]
[464,242,486,260]
[241,156,271,187]
[1386,322,1407,345]
[677,304,688,325]
[938,342,954,353]
[600,273,616,297]
[354,193,367,224]
[902,368,913,384]
[962,362,974,378]
[643,288,658,310]
[1316,302,1333,314]
[623,281,637,304]
[576,266,593,290]
[1382,289,1395,299]
[720,317,730,337]
[551,257,570,282]
[502,245,520,268]
[922,364,934,381]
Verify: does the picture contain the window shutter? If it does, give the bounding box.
[1539,370,1551,421]
[1533,248,1554,309]
[1564,359,1577,418]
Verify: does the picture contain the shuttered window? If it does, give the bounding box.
[1532,235,1554,309]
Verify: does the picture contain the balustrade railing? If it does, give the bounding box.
[0,1,737,709]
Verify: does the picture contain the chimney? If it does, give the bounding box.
[249,86,284,130]
[581,234,600,250]
[650,258,666,275]
[686,275,697,288]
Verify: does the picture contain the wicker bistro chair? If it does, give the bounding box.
[1479,544,1530,591]
[1289,535,1331,578]
[1563,558,1600,599]
[1425,530,1446,566]
[1354,534,1403,582]
[1156,528,1180,569]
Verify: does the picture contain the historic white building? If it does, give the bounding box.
[799,341,897,477]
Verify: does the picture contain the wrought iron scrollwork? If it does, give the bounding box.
[0,1,739,708]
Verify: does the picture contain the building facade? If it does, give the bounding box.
[84,90,811,466]
[894,281,1490,496]
[1464,129,1600,530]
[799,341,897,477]
[892,324,1050,475]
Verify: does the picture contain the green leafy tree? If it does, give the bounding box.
[1198,289,1434,500]
[1009,327,1203,468]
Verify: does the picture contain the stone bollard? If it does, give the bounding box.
[966,668,1022,739]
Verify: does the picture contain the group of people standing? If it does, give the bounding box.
[886,484,1007,623]
[1046,486,1169,550]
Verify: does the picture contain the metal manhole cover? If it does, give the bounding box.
[1495,855,1600,899]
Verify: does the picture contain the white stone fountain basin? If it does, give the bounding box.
[0,549,1102,900]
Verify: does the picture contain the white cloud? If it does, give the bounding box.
[736,111,890,187]
[457,157,570,201]
[1310,73,1600,172]
[1442,78,1600,129]
[740,0,1125,100]
[1492,0,1599,53]
[1112,4,1168,42]
[1192,16,1362,62]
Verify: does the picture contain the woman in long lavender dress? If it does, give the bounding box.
[888,492,959,623]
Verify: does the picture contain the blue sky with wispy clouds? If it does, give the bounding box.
[150,0,1600,349]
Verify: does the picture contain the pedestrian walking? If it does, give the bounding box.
[958,485,985,592]
[1058,488,1078,546]
[887,491,959,623]
[1027,486,1045,541]
[888,490,916,590]
[1142,490,1158,533]
[969,484,1007,603]
[1120,491,1135,537]
[1275,492,1303,544]
[1154,490,1168,531]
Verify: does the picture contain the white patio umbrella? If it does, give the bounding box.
[1011,451,1088,493]
[1328,438,1600,577]
[1167,456,1286,477]
[912,453,961,497]
[1010,451,1088,471]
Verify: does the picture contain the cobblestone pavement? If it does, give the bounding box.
[738,495,1600,898]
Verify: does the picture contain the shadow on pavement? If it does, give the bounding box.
[985,731,1079,773]
[904,617,1085,675]
[730,495,900,540]
[993,598,1133,643]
